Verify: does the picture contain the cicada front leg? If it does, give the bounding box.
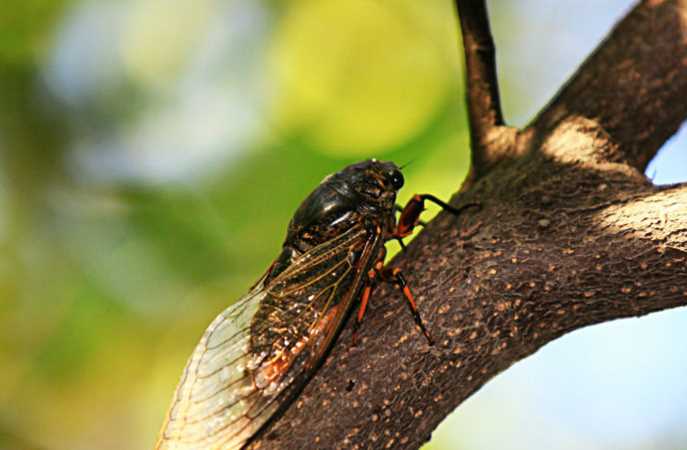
[394,194,480,242]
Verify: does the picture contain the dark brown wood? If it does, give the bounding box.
[454,0,518,178]
[249,1,687,449]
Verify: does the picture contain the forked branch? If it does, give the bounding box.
[533,0,687,170]
[248,2,687,449]
[454,0,517,177]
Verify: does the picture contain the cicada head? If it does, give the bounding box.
[337,158,404,214]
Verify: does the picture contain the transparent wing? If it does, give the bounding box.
[155,225,378,450]
[155,286,268,450]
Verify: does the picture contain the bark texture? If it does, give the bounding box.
[250,1,687,449]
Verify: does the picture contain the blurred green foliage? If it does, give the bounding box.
[0,1,470,448]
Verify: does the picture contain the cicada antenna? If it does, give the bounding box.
[399,159,415,171]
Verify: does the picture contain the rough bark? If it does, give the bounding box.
[250,1,687,449]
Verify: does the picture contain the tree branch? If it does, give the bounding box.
[245,2,687,449]
[454,0,517,178]
[533,0,687,170]
[253,173,687,450]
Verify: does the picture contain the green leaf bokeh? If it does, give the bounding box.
[0,1,469,448]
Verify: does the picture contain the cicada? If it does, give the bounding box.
[155,159,473,450]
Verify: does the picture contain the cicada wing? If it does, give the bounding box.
[155,283,273,450]
[156,225,380,450]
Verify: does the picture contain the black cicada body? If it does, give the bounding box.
[155,159,470,450]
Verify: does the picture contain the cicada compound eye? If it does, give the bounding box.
[389,169,404,190]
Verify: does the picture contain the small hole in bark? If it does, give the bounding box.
[346,379,356,392]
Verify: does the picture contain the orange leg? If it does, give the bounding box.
[357,270,376,323]
[393,194,480,243]
[380,267,434,345]
[352,244,434,345]
[352,267,378,346]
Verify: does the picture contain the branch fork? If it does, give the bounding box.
[250,1,687,448]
